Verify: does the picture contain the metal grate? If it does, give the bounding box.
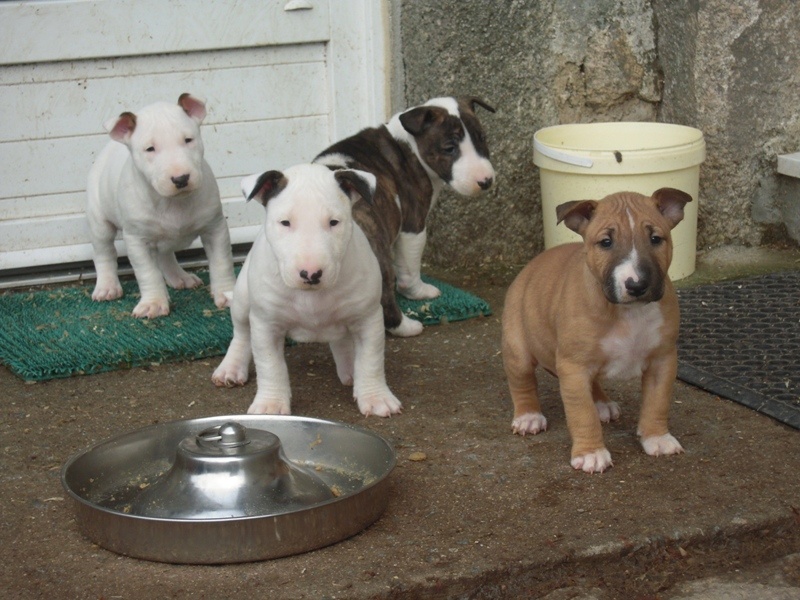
[676,270,800,429]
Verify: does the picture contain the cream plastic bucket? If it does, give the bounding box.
[533,122,705,280]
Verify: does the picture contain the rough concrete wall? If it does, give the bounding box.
[399,0,663,267]
[725,0,800,245]
[398,0,800,269]
[655,0,800,247]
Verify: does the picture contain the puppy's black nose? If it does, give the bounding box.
[300,269,323,285]
[172,174,190,189]
[478,177,493,190]
[625,277,649,297]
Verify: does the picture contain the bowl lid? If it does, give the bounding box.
[127,421,334,519]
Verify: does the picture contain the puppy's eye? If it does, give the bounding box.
[329,219,340,227]
[650,235,663,246]
[146,146,155,153]
[184,137,193,144]
[442,143,458,155]
[280,220,290,227]
[598,238,613,249]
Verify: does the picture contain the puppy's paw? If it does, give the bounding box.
[641,433,684,456]
[211,363,249,387]
[212,289,233,309]
[398,280,441,301]
[571,448,613,473]
[511,412,548,436]
[388,315,424,337]
[166,271,203,290]
[247,398,291,415]
[132,298,170,319]
[356,390,402,417]
[92,281,123,301]
[595,401,621,423]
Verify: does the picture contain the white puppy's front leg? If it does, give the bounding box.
[330,336,355,386]
[212,334,252,387]
[124,234,171,318]
[212,279,252,387]
[89,218,124,301]
[247,316,292,415]
[200,221,236,308]
[351,309,402,417]
[158,251,203,290]
[394,230,441,300]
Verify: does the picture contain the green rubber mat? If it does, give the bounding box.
[0,272,490,381]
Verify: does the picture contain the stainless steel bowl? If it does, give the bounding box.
[61,415,396,564]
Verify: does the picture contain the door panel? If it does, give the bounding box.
[0,0,329,64]
[0,0,388,276]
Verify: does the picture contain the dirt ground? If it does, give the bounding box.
[1,252,799,599]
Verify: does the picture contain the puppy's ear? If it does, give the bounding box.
[557,200,598,236]
[463,97,496,114]
[335,169,376,205]
[178,93,207,123]
[105,112,137,143]
[242,170,287,206]
[652,188,692,229]
[399,106,448,136]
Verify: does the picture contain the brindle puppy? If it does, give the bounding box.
[314,96,495,337]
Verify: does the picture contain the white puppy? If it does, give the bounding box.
[86,93,235,318]
[212,163,402,417]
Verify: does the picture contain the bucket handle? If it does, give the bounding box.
[533,138,594,168]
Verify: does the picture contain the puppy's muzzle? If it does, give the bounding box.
[300,269,323,285]
[607,274,664,304]
[625,277,649,298]
[171,174,190,189]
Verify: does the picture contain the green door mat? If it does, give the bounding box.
[0,272,491,381]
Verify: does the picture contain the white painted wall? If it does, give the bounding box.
[0,0,388,274]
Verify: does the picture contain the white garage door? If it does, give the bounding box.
[0,0,387,280]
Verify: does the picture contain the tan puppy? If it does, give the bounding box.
[501,188,692,473]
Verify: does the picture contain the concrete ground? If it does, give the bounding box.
[1,246,799,599]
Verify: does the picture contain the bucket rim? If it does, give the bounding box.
[533,121,705,153]
[532,122,705,172]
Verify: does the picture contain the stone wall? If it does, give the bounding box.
[395,0,800,268]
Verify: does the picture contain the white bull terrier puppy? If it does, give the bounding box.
[212,163,402,417]
[86,93,235,318]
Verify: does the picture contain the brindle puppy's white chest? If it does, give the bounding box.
[600,303,664,379]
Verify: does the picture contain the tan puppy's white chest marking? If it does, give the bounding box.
[600,303,664,379]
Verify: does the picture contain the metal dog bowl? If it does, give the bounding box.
[61,415,396,564]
